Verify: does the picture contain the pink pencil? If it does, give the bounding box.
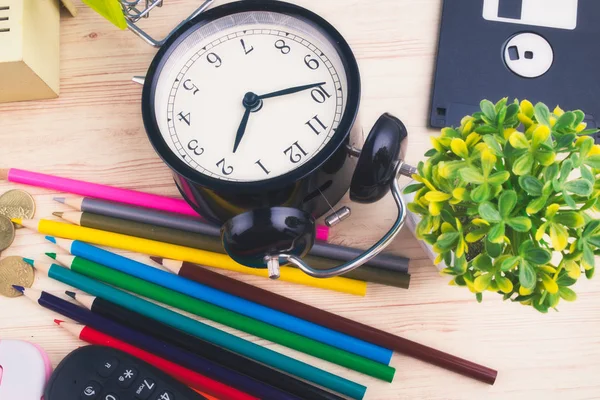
[1,168,330,241]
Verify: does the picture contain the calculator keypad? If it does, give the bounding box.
[117,367,138,388]
[98,358,119,378]
[81,381,102,399]
[45,346,202,400]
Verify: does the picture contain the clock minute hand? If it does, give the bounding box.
[258,82,327,100]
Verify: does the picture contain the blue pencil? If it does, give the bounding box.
[47,236,393,365]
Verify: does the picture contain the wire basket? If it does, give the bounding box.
[120,0,213,47]
[119,0,164,23]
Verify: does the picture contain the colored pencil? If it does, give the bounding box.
[47,237,392,365]
[54,211,410,288]
[46,252,394,381]
[66,291,342,400]
[14,218,365,296]
[56,320,230,400]
[67,292,345,400]
[2,168,330,240]
[15,287,263,400]
[25,260,367,399]
[56,196,405,272]
[154,258,499,386]
[46,237,390,364]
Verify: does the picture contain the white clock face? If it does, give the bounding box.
[154,11,349,182]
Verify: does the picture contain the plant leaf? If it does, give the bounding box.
[498,190,517,217]
[519,259,537,289]
[478,202,502,223]
[436,232,460,250]
[554,111,576,131]
[553,212,585,228]
[534,102,551,126]
[544,163,559,181]
[558,287,577,302]
[486,240,504,258]
[450,138,469,158]
[523,246,552,265]
[424,191,453,202]
[582,245,595,270]
[470,183,491,203]
[473,254,494,272]
[555,133,577,150]
[500,256,520,272]
[526,196,547,215]
[459,168,485,184]
[496,275,514,294]
[487,171,511,186]
[519,175,544,196]
[474,273,493,292]
[480,100,496,122]
[549,224,569,251]
[508,131,529,149]
[488,223,506,244]
[584,155,600,169]
[483,135,504,155]
[540,274,559,294]
[513,153,535,175]
[507,216,532,232]
[564,179,593,196]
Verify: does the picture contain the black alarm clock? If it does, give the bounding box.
[136,0,415,278]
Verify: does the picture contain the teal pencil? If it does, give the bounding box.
[27,259,367,400]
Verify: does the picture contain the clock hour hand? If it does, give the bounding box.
[258,82,327,100]
[233,106,252,153]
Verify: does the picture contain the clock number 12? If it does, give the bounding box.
[284,141,308,164]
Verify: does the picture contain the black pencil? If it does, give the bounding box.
[67,291,345,400]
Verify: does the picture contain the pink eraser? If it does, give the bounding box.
[0,340,52,399]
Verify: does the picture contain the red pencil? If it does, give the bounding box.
[55,320,257,400]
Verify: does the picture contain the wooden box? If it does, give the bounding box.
[0,0,61,103]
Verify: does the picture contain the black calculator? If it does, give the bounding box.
[45,345,207,400]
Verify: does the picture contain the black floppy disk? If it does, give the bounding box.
[430,0,600,142]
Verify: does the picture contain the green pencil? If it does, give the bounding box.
[28,258,367,399]
[47,252,395,382]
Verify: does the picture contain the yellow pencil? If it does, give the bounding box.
[14,218,367,296]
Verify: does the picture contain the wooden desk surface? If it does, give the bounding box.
[1,1,599,399]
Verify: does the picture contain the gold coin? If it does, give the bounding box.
[0,256,34,298]
[0,215,15,252]
[0,189,36,221]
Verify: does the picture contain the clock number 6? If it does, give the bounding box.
[187,140,204,156]
[274,39,291,54]
[216,158,234,175]
[207,52,222,68]
[304,55,320,70]
[284,141,308,164]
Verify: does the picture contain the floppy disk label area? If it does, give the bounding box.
[483,0,578,30]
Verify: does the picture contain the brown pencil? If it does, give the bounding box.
[152,257,498,386]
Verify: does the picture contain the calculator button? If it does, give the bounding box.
[154,391,175,400]
[116,367,138,388]
[80,381,102,399]
[97,358,119,378]
[134,378,157,399]
[104,394,120,400]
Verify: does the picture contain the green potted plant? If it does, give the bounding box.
[405,98,600,312]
